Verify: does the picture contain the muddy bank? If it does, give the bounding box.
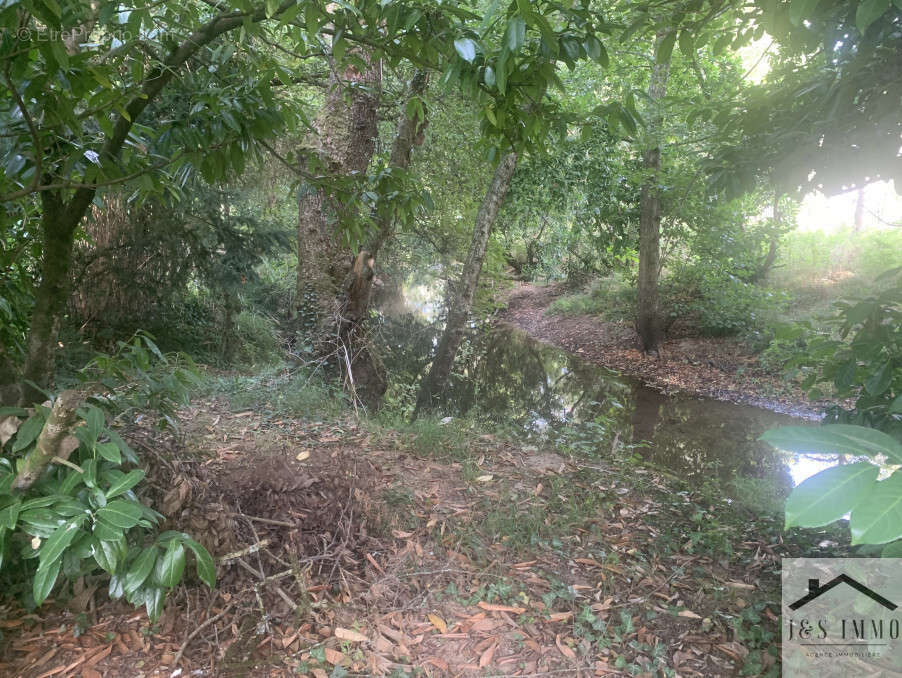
[498,282,823,419]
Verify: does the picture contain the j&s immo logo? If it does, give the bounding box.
[782,558,902,676]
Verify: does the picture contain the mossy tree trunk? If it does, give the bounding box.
[414,152,518,417]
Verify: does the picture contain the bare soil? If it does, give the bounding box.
[499,282,823,418]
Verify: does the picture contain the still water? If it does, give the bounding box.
[380,315,835,502]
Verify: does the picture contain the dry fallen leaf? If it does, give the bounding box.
[334,627,368,643]
[477,601,526,614]
[427,613,447,634]
[678,610,702,619]
[479,643,497,667]
[555,634,576,660]
[295,450,310,462]
[475,474,493,482]
[324,647,347,666]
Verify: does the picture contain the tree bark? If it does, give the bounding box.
[413,152,518,417]
[20,191,83,404]
[368,70,429,259]
[636,33,672,356]
[295,52,384,406]
[13,389,82,490]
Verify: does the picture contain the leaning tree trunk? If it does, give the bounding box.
[368,70,429,259]
[413,152,518,417]
[636,33,672,356]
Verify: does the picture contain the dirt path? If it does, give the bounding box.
[499,282,822,418]
[0,391,807,677]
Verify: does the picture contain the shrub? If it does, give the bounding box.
[0,334,214,619]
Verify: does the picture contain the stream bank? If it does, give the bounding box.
[499,282,822,419]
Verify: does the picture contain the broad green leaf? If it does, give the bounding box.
[785,462,878,528]
[0,501,20,529]
[454,38,477,63]
[33,558,62,605]
[96,442,121,464]
[184,537,216,588]
[882,540,902,557]
[39,519,83,568]
[505,17,526,52]
[655,31,676,64]
[890,393,902,414]
[92,538,119,573]
[145,586,165,621]
[483,65,495,88]
[105,470,145,499]
[850,470,902,544]
[761,424,902,463]
[157,541,186,588]
[678,31,694,57]
[124,546,157,594]
[93,519,123,542]
[856,0,890,34]
[96,500,143,529]
[81,406,105,441]
[12,414,46,453]
[864,361,892,396]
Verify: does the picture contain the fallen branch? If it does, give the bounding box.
[13,390,82,490]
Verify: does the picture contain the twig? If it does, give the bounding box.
[218,539,271,563]
[173,602,234,667]
[229,513,295,528]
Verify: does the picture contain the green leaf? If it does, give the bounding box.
[39,519,83,568]
[92,537,120,573]
[33,558,61,605]
[124,547,157,594]
[864,361,893,396]
[655,31,677,65]
[505,17,526,52]
[882,540,902,557]
[184,538,216,588]
[856,0,890,34]
[145,586,165,621]
[95,500,144,529]
[850,470,902,544]
[678,31,694,57]
[454,38,477,63]
[761,424,902,464]
[890,393,902,414]
[96,442,121,464]
[483,65,495,88]
[81,406,105,441]
[12,413,46,453]
[157,541,186,588]
[785,462,879,528]
[0,501,20,529]
[105,470,145,499]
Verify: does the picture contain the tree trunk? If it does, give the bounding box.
[295,52,384,407]
[20,190,86,404]
[413,152,518,417]
[636,34,672,356]
[368,70,429,258]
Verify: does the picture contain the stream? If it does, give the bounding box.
[379,294,838,511]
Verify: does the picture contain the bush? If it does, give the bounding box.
[0,334,214,619]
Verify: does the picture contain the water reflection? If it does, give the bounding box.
[379,308,837,505]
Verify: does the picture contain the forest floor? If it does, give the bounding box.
[0,381,836,678]
[499,282,824,419]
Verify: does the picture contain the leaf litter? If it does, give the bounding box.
[0,392,833,677]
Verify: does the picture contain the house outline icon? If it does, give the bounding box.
[789,573,898,611]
